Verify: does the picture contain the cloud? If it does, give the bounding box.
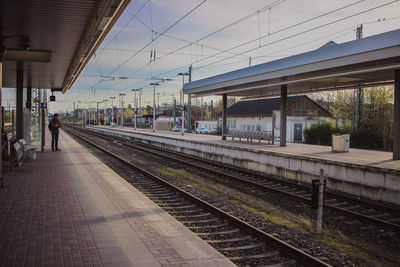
[51,0,400,113]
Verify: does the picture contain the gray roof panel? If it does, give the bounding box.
[183,29,400,92]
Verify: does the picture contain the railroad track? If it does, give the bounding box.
[73,126,400,233]
[65,126,331,267]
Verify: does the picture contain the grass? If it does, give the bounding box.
[156,167,400,267]
[157,168,221,196]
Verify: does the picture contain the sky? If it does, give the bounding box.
[4,0,400,112]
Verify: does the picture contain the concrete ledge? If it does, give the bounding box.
[87,127,400,205]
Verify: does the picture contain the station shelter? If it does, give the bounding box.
[0,0,130,168]
[182,29,400,160]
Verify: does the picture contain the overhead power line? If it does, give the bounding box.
[196,0,399,70]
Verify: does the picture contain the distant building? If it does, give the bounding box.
[218,95,331,142]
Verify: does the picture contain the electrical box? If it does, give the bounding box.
[332,133,350,152]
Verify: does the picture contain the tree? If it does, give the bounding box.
[213,97,237,116]
[203,105,210,120]
[123,108,133,120]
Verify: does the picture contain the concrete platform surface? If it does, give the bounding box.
[0,131,235,267]
[91,126,400,173]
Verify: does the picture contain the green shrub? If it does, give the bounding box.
[304,121,334,146]
[304,121,389,151]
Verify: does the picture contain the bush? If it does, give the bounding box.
[304,122,335,146]
[304,121,389,151]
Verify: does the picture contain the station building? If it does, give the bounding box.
[218,95,331,142]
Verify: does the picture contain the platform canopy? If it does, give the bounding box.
[0,0,130,93]
[182,29,400,98]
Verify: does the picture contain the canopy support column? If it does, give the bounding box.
[394,69,400,160]
[222,94,227,140]
[16,61,24,140]
[0,59,3,185]
[280,85,287,147]
[26,85,32,110]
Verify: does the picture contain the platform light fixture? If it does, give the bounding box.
[177,72,189,135]
[149,83,160,132]
[131,88,141,130]
[110,96,116,127]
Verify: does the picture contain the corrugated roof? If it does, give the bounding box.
[182,29,400,97]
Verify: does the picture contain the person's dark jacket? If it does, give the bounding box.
[49,118,62,134]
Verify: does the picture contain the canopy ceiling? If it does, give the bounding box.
[0,0,130,92]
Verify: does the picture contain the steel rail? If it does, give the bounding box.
[64,127,332,267]
[74,126,400,232]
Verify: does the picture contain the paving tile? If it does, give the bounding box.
[0,130,234,267]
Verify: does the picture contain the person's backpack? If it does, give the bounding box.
[48,121,53,132]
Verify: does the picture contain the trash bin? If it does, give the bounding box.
[332,133,350,152]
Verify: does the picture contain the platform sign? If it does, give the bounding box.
[180,105,185,111]
[40,102,47,109]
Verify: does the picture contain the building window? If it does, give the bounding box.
[229,119,236,128]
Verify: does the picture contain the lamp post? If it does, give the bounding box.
[149,77,172,132]
[149,83,159,132]
[110,96,116,127]
[76,101,82,126]
[131,89,140,130]
[177,72,189,135]
[103,99,108,125]
[139,88,143,109]
[119,93,126,128]
[96,101,102,125]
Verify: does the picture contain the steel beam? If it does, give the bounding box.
[222,94,227,140]
[394,69,400,160]
[16,61,24,140]
[280,85,287,147]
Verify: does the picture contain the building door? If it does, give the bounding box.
[294,123,303,142]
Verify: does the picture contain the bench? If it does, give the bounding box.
[225,129,273,144]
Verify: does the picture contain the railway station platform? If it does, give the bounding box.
[88,126,400,205]
[0,131,235,266]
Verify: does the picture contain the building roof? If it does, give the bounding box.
[1,0,130,92]
[182,29,400,98]
[226,95,303,116]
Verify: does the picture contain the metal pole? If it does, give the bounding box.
[280,85,287,147]
[139,89,142,108]
[394,69,400,160]
[41,105,45,152]
[173,98,176,124]
[16,61,24,140]
[316,169,325,234]
[0,60,3,187]
[121,95,124,128]
[210,100,213,120]
[153,84,156,132]
[11,110,15,135]
[222,94,227,140]
[201,97,203,121]
[182,92,185,136]
[134,91,137,130]
[97,102,99,125]
[110,97,115,127]
[188,66,192,130]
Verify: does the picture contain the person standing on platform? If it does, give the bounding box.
[49,113,62,152]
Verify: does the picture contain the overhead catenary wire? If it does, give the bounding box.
[82,0,397,106]
[104,0,208,77]
[194,0,399,71]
